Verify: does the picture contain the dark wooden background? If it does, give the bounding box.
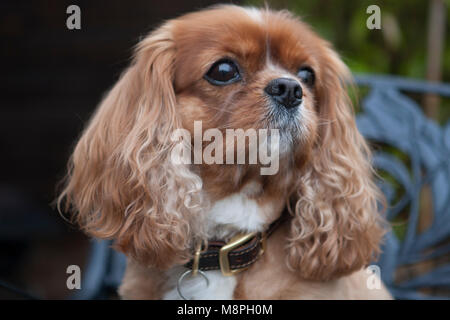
[0,0,236,299]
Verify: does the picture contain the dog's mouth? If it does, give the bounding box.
[265,101,304,143]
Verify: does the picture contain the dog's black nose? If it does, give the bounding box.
[264,78,302,109]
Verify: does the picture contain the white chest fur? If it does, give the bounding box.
[206,189,267,239]
[163,188,269,300]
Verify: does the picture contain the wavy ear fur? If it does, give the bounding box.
[286,47,386,281]
[58,23,204,269]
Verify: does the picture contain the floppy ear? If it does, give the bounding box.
[58,24,204,269]
[286,47,386,281]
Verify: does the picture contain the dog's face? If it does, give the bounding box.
[173,7,324,156]
[60,5,385,280]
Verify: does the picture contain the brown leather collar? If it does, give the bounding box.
[185,215,286,276]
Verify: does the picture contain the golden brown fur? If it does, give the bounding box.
[59,5,390,299]
[234,224,391,299]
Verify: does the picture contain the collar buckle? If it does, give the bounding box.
[219,232,266,276]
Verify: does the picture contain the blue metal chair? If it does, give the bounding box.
[356,74,450,299]
[71,240,126,299]
[75,74,450,299]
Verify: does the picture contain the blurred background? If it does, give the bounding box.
[0,0,449,299]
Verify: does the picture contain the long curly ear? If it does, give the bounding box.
[58,23,203,269]
[286,47,386,281]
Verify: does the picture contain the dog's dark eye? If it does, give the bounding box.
[297,67,315,87]
[204,59,241,85]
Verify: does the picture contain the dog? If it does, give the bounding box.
[59,5,391,299]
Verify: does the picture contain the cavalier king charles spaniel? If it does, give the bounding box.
[59,5,392,299]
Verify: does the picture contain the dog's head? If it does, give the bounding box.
[59,5,385,281]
